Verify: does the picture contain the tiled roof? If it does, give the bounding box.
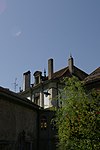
[51,67,70,79]
[73,66,88,80]
[84,67,100,84]
[50,66,88,80]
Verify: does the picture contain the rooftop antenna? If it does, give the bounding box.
[13,78,18,92]
[70,52,72,58]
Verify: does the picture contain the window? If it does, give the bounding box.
[34,96,39,105]
[50,118,56,130]
[35,76,39,84]
[34,93,40,105]
[40,116,47,130]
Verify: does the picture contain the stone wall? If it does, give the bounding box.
[0,97,38,150]
[38,110,56,150]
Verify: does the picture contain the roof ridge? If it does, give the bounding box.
[89,67,100,75]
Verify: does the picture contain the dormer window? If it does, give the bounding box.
[35,76,39,84]
[34,71,42,85]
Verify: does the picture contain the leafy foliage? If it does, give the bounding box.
[56,76,100,150]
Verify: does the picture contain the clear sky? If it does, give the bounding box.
[0,0,100,92]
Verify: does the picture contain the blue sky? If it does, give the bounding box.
[0,0,100,92]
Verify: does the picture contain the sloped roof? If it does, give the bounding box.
[84,67,100,84]
[0,86,40,110]
[51,67,70,79]
[49,66,88,80]
[73,66,88,80]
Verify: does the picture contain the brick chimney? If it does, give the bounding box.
[68,55,74,74]
[23,71,31,91]
[48,58,53,79]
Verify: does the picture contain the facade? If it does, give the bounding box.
[0,55,99,150]
[38,109,56,150]
[20,56,88,109]
[0,87,40,150]
[0,87,56,150]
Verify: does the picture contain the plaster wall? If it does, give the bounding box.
[0,98,38,149]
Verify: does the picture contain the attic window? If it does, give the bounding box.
[35,76,39,84]
[34,71,42,85]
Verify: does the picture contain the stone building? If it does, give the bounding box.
[0,86,40,150]
[0,87,56,150]
[20,56,88,109]
[18,56,89,150]
[0,55,99,150]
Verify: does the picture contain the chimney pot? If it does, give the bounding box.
[68,55,74,74]
[23,71,31,91]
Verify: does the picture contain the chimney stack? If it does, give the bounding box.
[48,58,53,79]
[23,71,31,91]
[68,55,74,74]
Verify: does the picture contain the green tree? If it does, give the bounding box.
[56,76,100,150]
